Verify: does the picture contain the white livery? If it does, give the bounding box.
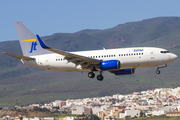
[3,21,178,81]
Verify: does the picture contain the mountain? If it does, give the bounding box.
[0,17,180,107]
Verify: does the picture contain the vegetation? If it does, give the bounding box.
[32,107,50,112]
[52,113,76,118]
[0,108,98,119]
[0,17,180,107]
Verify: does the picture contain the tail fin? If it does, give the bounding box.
[14,21,52,56]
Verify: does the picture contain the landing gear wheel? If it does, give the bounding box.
[88,72,95,78]
[97,75,104,81]
[156,70,160,74]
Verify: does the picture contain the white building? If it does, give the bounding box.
[125,110,140,118]
[72,106,84,115]
[152,110,164,116]
[119,113,125,118]
[92,106,102,115]
[52,100,62,107]
[66,117,78,120]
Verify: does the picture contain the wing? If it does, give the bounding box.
[3,52,35,60]
[36,35,100,69]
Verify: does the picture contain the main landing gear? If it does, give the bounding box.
[88,71,104,81]
[88,72,95,78]
[156,64,167,74]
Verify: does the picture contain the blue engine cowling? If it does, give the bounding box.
[100,60,120,71]
[112,68,135,75]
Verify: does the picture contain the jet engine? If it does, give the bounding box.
[111,68,135,75]
[100,60,120,71]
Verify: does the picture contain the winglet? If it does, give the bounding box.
[36,35,51,49]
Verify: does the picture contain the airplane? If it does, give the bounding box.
[3,21,178,81]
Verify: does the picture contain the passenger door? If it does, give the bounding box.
[150,49,155,59]
[45,57,50,66]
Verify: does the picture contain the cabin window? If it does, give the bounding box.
[131,53,133,55]
[121,54,123,56]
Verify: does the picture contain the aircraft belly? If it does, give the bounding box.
[51,62,78,71]
[147,58,168,67]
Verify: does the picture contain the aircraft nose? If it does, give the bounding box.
[171,54,178,61]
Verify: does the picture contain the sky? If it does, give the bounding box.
[0,0,180,42]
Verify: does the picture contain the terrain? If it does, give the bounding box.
[0,17,180,107]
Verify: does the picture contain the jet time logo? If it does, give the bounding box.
[22,38,38,53]
[134,48,144,52]
[29,42,37,53]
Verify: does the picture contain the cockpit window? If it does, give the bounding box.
[161,51,169,53]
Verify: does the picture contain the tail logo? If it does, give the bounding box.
[22,38,38,53]
[30,42,37,53]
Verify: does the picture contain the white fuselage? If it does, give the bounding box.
[21,47,178,72]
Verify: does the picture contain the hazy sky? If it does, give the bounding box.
[0,0,180,42]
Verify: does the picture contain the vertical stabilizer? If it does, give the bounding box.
[14,21,52,56]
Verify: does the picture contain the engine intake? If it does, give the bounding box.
[112,68,135,76]
[100,60,120,71]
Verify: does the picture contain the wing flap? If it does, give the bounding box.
[3,52,35,60]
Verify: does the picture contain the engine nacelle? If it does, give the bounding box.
[100,60,120,71]
[112,68,135,76]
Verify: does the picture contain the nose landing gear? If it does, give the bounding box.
[156,69,160,74]
[156,64,167,74]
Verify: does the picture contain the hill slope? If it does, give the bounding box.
[0,17,180,107]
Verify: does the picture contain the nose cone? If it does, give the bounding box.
[171,53,178,61]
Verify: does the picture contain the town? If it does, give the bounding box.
[2,87,180,120]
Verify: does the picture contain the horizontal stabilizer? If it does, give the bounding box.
[2,52,35,60]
